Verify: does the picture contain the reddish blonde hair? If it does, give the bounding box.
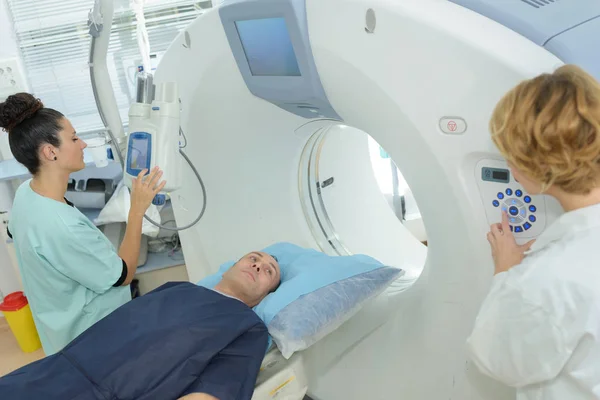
[490,64,600,194]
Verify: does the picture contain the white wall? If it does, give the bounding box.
[0,0,19,164]
[0,1,18,60]
[0,0,22,300]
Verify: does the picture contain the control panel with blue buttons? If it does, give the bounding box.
[476,159,546,240]
[492,188,537,233]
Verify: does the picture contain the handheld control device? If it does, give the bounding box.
[124,81,182,204]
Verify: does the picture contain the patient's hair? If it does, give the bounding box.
[490,64,600,194]
[269,254,281,293]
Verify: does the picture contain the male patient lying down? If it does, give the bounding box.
[0,251,281,400]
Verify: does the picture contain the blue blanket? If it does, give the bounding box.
[0,282,268,400]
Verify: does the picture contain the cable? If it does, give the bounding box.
[132,0,151,74]
[179,126,187,149]
[106,121,206,231]
[147,220,179,253]
[139,146,207,232]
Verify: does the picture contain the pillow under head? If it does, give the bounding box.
[197,242,404,358]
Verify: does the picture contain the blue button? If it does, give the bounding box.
[492,200,500,207]
[523,222,532,230]
[497,192,505,200]
[510,217,517,223]
[509,206,519,216]
[152,194,166,206]
[502,206,508,213]
[529,205,537,212]
[524,196,531,203]
[510,199,517,205]
[520,209,527,217]
[509,225,514,232]
[529,215,536,222]
[515,190,523,197]
[515,226,523,233]
[506,188,513,196]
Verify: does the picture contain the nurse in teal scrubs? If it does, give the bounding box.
[0,93,166,355]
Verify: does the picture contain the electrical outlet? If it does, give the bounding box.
[0,211,9,228]
[0,58,28,102]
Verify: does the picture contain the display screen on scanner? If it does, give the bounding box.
[235,17,301,77]
[130,137,149,170]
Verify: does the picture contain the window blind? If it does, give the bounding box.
[6,0,211,136]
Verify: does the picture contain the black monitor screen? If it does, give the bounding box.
[482,167,510,184]
[492,170,508,181]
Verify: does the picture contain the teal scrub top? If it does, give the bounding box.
[8,180,131,355]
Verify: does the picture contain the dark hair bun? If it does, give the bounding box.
[0,93,44,133]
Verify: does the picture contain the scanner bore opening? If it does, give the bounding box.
[299,124,427,275]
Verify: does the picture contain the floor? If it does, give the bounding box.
[0,317,45,377]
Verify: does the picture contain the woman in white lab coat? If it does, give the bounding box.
[467,64,600,399]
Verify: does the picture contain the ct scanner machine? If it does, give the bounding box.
[91,0,600,399]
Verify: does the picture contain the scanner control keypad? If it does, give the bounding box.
[491,188,537,233]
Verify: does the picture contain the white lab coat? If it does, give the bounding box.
[467,203,600,400]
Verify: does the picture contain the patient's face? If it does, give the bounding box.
[223,251,281,307]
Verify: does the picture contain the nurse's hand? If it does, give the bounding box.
[130,167,167,216]
[487,211,535,275]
